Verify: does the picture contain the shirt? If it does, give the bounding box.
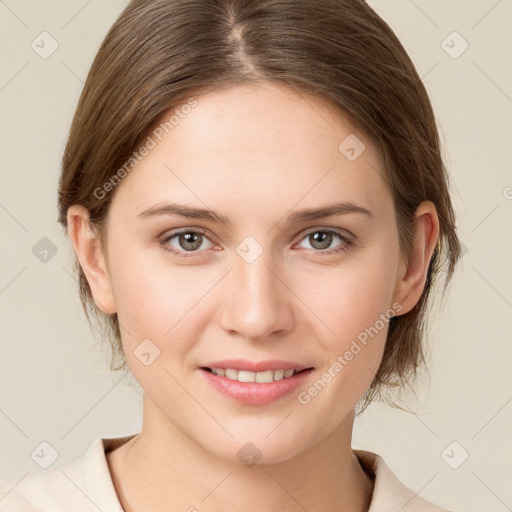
[0,434,454,511]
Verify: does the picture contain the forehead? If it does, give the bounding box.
[110,81,389,221]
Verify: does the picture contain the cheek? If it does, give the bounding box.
[108,249,217,356]
[297,246,399,392]
[330,279,394,342]
[296,273,394,421]
[302,253,398,343]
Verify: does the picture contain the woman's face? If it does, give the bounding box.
[97,81,408,463]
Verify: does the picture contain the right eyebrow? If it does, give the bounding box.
[136,203,231,225]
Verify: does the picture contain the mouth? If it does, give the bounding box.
[199,361,314,405]
[201,367,312,383]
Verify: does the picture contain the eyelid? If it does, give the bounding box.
[159,227,216,252]
[292,227,353,254]
[158,225,354,256]
[159,225,353,242]
[298,226,353,242]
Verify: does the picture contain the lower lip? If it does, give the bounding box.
[200,368,313,405]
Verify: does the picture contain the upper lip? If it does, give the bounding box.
[201,359,313,373]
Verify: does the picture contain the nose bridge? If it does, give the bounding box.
[219,239,294,339]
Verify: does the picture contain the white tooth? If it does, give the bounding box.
[218,368,299,382]
[225,368,238,380]
[255,370,274,383]
[238,370,256,382]
[273,369,285,381]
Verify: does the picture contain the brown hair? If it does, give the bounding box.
[57,0,461,411]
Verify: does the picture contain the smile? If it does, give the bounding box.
[199,362,314,405]
[205,367,301,383]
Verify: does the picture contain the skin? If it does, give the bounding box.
[68,81,439,512]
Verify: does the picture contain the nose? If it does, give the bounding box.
[218,249,295,342]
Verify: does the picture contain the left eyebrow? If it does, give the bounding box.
[135,200,372,225]
[284,201,373,223]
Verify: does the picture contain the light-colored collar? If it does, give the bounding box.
[0,434,452,511]
[92,436,450,511]
[353,449,450,511]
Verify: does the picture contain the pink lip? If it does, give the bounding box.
[199,360,314,405]
[201,359,311,372]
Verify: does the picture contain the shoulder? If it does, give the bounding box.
[0,435,135,512]
[0,454,86,512]
[354,449,459,512]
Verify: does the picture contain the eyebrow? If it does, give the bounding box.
[136,201,372,225]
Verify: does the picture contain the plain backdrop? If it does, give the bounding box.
[0,1,511,511]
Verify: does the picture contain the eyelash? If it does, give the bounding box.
[158,227,353,258]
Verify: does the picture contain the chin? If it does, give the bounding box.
[195,421,318,467]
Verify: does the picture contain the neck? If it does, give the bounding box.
[108,396,374,512]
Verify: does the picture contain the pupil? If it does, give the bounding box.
[312,232,331,250]
[180,232,201,250]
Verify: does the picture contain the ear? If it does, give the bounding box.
[67,205,117,315]
[393,201,440,315]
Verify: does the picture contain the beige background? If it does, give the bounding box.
[0,1,511,510]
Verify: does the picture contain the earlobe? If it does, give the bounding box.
[67,205,117,315]
[393,201,440,315]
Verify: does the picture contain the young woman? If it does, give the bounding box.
[0,1,461,510]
